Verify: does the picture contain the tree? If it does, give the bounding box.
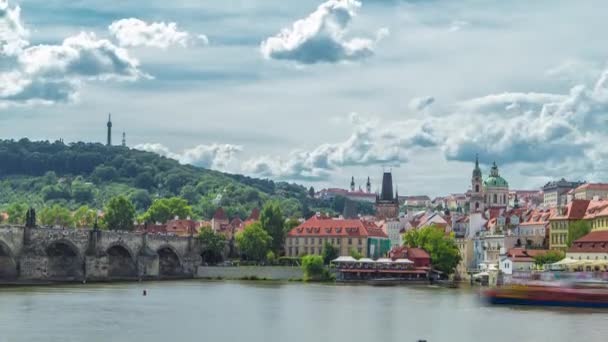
[403,224,461,274]
[567,220,591,247]
[284,217,300,232]
[349,248,363,260]
[260,201,285,253]
[322,242,339,265]
[39,205,73,228]
[301,255,331,281]
[533,250,565,266]
[308,186,315,198]
[266,250,276,264]
[103,196,135,231]
[72,180,95,203]
[73,205,97,228]
[141,197,193,223]
[235,222,271,261]
[198,227,226,264]
[130,189,152,211]
[6,202,28,224]
[91,165,118,183]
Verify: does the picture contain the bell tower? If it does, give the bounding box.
[471,154,484,212]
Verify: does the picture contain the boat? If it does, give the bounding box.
[484,281,608,308]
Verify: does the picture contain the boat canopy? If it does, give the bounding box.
[358,258,376,263]
[332,256,357,263]
[376,258,393,263]
[394,258,414,264]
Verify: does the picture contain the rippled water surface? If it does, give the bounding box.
[1,281,608,342]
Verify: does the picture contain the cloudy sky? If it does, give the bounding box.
[2,0,608,196]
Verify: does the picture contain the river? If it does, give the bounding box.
[1,281,607,342]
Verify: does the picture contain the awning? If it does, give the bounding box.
[332,256,357,263]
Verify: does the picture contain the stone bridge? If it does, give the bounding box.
[0,225,202,282]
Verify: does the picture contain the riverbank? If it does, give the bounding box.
[196,266,304,281]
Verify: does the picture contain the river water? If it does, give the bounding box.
[1,281,608,342]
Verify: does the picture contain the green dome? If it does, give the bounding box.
[483,175,509,188]
[483,161,508,188]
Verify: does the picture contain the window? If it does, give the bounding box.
[318,238,322,244]
[358,238,362,245]
[295,247,299,255]
[348,238,352,245]
[475,202,479,209]
[475,185,479,192]
[493,194,497,204]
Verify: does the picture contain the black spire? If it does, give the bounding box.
[472,153,482,178]
[106,113,112,146]
[366,176,371,193]
[350,176,355,192]
[380,171,394,201]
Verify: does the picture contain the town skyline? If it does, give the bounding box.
[2,0,608,197]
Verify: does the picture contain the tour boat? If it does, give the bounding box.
[484,281,608,308]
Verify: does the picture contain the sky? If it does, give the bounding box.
[1,0,608,197]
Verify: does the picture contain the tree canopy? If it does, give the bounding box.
[322,242,339,265]
[103,196,135,231]
[140,197,192,223]
[198,227,226,264]
[403,225,461,274]
[533,250,565,266]
[567,220,592,247]
[235,222,272,262]
[260,201,285,253]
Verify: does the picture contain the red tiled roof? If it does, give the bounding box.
[569,231,608,253]
[576,183,608,192]
[213,208,227,220]
[287,215,387,238]
[247,208,260,221]
[407,247,430,259]
[551,199,591,220]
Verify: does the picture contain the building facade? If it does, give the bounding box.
[375,171,399,220]
[285,215,390,258]
[542,179,585,208]
[573,183,608,201]
[549,200,592,251]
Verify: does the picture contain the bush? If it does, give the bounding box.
[266,251,276,265]
[301,255,333,281]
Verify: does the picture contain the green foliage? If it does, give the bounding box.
[284,217,300,232]
[73,205,97,228]
[322,242,339,265]
[260,201,285,253]
[235,222,272,261]
[266,250,276,264]
[0,139,338,221]
[301,255,332,281]
[198,227,226,264]
[533,250,565,266]
[39,204,73,227]
[567,220,592,247]
[6,202,27,224]
[140,197,193,223]
[308,186,315,198]
[349,248,363,260]
[278,256,302,266]
[403,225,461,274]
[103,196,135,231]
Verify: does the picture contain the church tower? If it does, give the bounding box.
[366,176,371,193]
[375,171,399,220]
[106,113,112,146]
[470,154,484,212]
[350,176,355,192]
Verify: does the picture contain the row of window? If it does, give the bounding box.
[551,233,567,245]
[287,246,363,256]
[286,237,363,246]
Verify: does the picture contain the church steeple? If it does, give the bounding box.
[366,176,371,193]
[350,176,355,192]
[106,113,112,146]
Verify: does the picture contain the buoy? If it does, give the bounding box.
[143,289,147,296]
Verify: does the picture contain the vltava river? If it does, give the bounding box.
[1,281,608,342]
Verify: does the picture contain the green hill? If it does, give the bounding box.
[0,139,373,220]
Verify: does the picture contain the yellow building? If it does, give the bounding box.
[549,200,591,251]
[285,215,390,258]
[455,238,474,280]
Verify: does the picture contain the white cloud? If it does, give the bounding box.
[260,0,384,64]
[243,114,406,180]
[109,18,208,49]
[0,0,28,56]
[134,143,242,171]
[0,1,147,107]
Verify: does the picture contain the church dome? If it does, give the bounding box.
[483,161,508,188]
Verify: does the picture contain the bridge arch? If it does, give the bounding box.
[157,245,183,278]
[106,243,137,280]
[0,240,18,280]
[46,239,83,280]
